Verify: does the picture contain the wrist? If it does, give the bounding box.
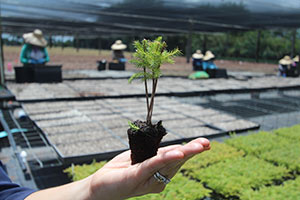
[78,176,93,200]
[89,172,126,200]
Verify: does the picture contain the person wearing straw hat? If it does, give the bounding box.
[202,50,218,71]
[20,29,49,66]
[278,55,293,77]
[292,55,300,77]
[192,50,204,71]
[293,55,299,67]
[111,40,127,63]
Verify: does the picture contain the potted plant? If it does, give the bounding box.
[127,37,181,164]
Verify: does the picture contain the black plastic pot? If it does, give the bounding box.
[215,68,228,78]
[97,60,106,71]
[34,65,62,83]
[108,62,125,71]
[206,68,228,79]
[206,68,216,78]
[14,66,34,83]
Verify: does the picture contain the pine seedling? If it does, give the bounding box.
[129,37,181,125]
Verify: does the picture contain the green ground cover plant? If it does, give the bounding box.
[182,141,244,171]
[187,156,289,197]
[64,124,300,199]
[64,160,106,181]
[225,131,290,155]
[129,172,211,200]
[259,142,300,172]
[274,124,300,140]
[240,176,300,200]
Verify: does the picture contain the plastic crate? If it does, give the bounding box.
[108,62,125,71]
[33,65,62,83]
[14,66,34,83]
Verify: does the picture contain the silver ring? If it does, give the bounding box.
[153,171,171,185]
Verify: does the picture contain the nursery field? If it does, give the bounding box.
[21,97,258,161]
[3,46,278,76]
[64,124,300,200]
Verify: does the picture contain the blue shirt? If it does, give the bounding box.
[0,161,35,200]
[202,61,218,70]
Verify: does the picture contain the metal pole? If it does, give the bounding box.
[76,37,80,52]
[291,29,296,58]
[0,9,5,85]
[185,19,193,63]
[49,35,53,49]
[255,30,261,63]
[61,35,65,51]
[98,37,101,55]
[202,34,207,53]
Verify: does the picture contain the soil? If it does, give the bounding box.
[4,46,278,76]
[127,120,167,164]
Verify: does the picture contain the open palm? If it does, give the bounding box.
[89,138,210,200]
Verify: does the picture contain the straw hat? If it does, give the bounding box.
[279,55,293,65]
[192,50,204,59]
[111,40,127,50]
[203,50,215,61]
[23,29,47,47]
[293,55,299,62]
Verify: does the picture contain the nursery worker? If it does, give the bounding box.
[293,55,299,67]
[202,50,218,71]
[278,55,293,77]
[20,29,50,66]
[111,40,127,63]
[192,49,204,70]
[0,138,210,200]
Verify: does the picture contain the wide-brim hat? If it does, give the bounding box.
[203,50,215,61]
[293,55,299,62]
[111,40,127,50]
[279,55,293,65]
[23,29,47,47]
[192,50,203,59]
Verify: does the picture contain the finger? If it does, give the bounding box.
[135,138,210,188]
[138,149,184,179]
[157,138,210,159]
[156,138,210,175]
[157,144,182,155]
[192,138,211,149]
[178,141,205,157]
[156,159,184,180]
[155,147,210,185]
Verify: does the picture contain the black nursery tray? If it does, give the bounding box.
[23,97,260,164]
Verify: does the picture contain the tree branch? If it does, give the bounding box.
[147,78,158,125]
[144,67,150,118]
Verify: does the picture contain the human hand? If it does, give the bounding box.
[29,59,39,64]
[88,137,210,200]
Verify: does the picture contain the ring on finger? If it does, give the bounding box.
[153,171,171,185]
